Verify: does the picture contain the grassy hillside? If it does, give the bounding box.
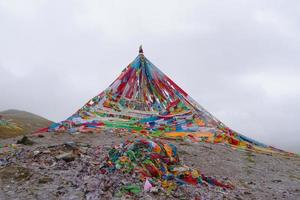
[0,109,53,139]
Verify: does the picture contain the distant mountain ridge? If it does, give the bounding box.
[0,109,52,139]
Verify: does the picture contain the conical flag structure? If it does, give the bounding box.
[41,47,288,154]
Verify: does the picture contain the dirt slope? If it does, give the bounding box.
[0,132,299,199]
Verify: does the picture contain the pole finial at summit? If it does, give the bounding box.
[139,45,143,54]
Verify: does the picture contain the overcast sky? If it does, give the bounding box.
[0,0,299,152]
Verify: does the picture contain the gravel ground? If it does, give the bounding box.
[0,131,299,200]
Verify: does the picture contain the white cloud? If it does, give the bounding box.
[243,69,300,98]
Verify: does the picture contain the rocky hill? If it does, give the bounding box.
[0,109,52,139]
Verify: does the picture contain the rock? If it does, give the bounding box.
[42,150,51,154]
[102,191,113,199]
[0,158,8,166]
[33,150,40,156]
[272,179,282,183]
[247,181,256,185]
[78,143,90,147]
[101,179,112,191]
[17,136,34,145]
[235,196,243,200]
[143,194,153,200]
[121,180,129,185]
[64,142,77,150]
[150,186,159,194]
[85,177,100,192]
[55,152,76,162]
[37,134,45,138]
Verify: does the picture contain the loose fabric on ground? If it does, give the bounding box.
[101,138,233,192]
